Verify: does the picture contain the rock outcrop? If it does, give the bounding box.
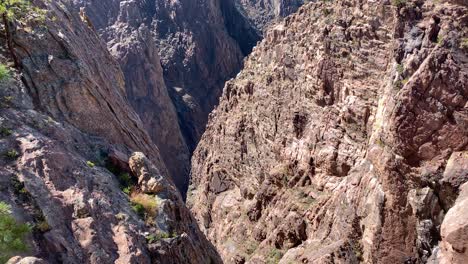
[189,0,468,263]
[0,0,220,262]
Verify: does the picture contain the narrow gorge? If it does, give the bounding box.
[0,0,466,264]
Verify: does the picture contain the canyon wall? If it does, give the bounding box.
[0,0,220,262]
[66,0,242,194]
[67,0,305,194]
[234,0,305,34]
[189,0,468,263]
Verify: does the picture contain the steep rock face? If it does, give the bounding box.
[67,0,307,194]
[234,0,304,34]
[67,0,258,194]
[189,0,468,263]
[149,0,246,151]
[71,0,247,148]
[1,0,220,262]
[219,0,262,55]
[66,0,193,193]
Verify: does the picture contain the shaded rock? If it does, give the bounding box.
[0,0,222,263]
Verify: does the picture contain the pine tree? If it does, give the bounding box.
[0,201,31,263]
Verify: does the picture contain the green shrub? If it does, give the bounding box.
[145,234,157,244]
[105,161,136,195]
[130,193,158,218]
[376,138,385,147]
[131,203,145,218]
[10,178,29,201]
[245,241,259,256]
[159,232,171,239]
[86,161,95,168]
[0,127,12,137]
[118,173,132,187]
[0,201,31,263]
[0,64,10,81]
[4,149,19,160]
[145,231,175,244]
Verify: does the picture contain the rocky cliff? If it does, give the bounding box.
[66,0,249,194]
[189,0,468,263]
[66,0,233,194]
[66,0,305,195]
[0,0,220,263]
[233,0,304,34]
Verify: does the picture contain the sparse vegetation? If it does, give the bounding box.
[376,138,385,147]
[131,193,158,221]
[0,64,10,81]
[297,190,316,207]
[0,0,48,66]
[34,220,50,233]
[245,240,259,256]
[122,187,131,195]
[1,95,13,107]
[131,203,145,217]
[105,161,136,195]
[396,64,404,74]
[460,38,468,50]
[352,241,364,261]
[4,149,19,160]
[0,126,12,137]
[145,231,176,244]
[116,213,127,221]
[391,0,407,7]
[118,173,134,194]
[0,201,31,263]
[119,173,135,194]
[266,248,284,264]
[11,177,28,198]
[145,233,158,243]
[437,35,444,45]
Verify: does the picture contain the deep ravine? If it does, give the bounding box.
[0,0,304,263]
[1,0,467,264]
[65,0,305,196]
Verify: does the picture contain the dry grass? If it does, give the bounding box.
[130,193,158,219]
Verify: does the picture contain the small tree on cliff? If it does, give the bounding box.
[0,201,31,263]
[0,0,46,66]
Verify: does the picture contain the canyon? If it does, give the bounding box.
[189,0,468,263]
[0,0,467,263]
[65,0,304,195]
